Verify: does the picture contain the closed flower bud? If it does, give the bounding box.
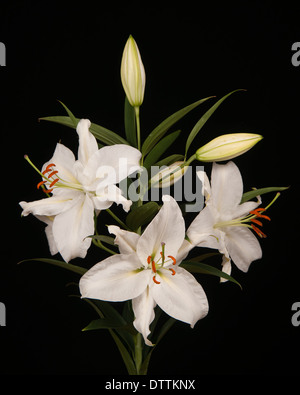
[195,133,263,162]
[150,161,187,188]
[121,35,146,107]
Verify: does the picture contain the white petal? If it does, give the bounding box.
[232,199,261,220]
[108,225,140,254]
[79,253,150,301]
[132,287,156,346]
[34,215,58,256]
[85,144,141,186]
[52,194,94,262]
[176,238,194,263]
[42,143,79,186]
[196,170,211,201]
[19,191,78,217]
[224,226,262,272]
[137,195,185,267]
[186,204,220,249]
[220,255,232,283]
[211,161,244,216]
[152,267,209,327]
[76,119,98,167]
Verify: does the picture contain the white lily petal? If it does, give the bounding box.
[34,215,58,256]
[42,143,79,187]
[84,144,141,185]
[76,119,98,167]
[108,225,140,254]
[220,255,232,283]
[186,204,220,249]
[52,194,94,262]
[132,287,156,346]
[196,170,211,201]
[224,226,262,272]
[211,161,244,216]
[79,253,150,301]
[233,199,261,219]
[19,191,78,217]
[152,267,209,327]
[137,195,185,266]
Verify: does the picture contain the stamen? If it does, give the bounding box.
[151,261,157,273]
[147,256,151,264]
[44,163,56,173]
[168,255,176,265]
[169,268,176,276]
[153,275,160,285]
[49,178,59,188]
[43,188,53,193]
[37,180,47,189]
[251,224,267,238]
[47,170,58,179]
[251,218,263,227]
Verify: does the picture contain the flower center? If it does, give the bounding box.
[147,242,177,285]
[214,193,280,239]
[25,155,84,195]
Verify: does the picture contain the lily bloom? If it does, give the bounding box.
[187,161,270,276]
[79,196,208,346]
[19,119,141,262]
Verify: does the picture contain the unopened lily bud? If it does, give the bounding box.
[195,133,263,162]
[150,162,187,188]
[121,35,146,107]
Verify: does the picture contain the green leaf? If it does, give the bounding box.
[241,186,289,203]
[185,89,246,158]
[58,100,77,127]
[126,202,160,231]
[39,115,129,146]
[82,318,125,331]
[18,258,87,276]
[180,261,242,289]
[124,97,137,147]
[143,130,181,169]
[142,96,214,156]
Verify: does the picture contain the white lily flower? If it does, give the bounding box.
[79,196,208,346]
[187,161,270,277]
[20,119,141,262]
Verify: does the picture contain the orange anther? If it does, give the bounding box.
[251,224,267,238]
[49,178,59,188]
[153,275,160,284]
[251,218,263,227]
[37,180,47,189]
[169,268,176,276]
[47,170,58,179]
[45,163,56,172]
[147,256,151,264]
[168,255,176,265]
[43,188,53,193]
[151,261,157,273]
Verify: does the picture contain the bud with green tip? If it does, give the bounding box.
[195,133,263,162]
[121,35,146,108]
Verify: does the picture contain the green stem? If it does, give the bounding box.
[106,208,131,231]
[134,332,144,375]
[135,106,141,152]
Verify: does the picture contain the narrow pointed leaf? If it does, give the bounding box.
[39,116,129,146]
[180,261,242,289]
[18,258,87,275]
[58,100,77,127]
[143,130,181,169]
[241,186,289,203]
[154,154,184,167]
[86,235,115,245]
[124,97,137,147]
[142,96,214,156]
[185,89,246,157]
[82,318,125,331]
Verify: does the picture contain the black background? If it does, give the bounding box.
[1,0,299,379]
